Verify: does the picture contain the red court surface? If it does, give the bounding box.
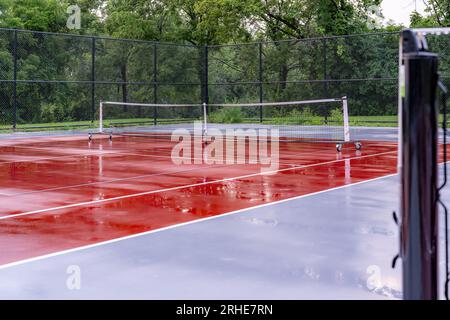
[0,135,401,266]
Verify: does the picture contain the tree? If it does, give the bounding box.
[0,0,67,31]
[411,0,450,27]
[104,0,178,41]
[170,0,252,45]
[0,0,104,125]
[0,0,102,34]
[246,0,381,41]
[104,0,252,44]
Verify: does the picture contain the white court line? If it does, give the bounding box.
[2,144,177,163]
[0,149,397,221]
[0,145,346,167]
[0,138,395,167]
[5,156,450,272]
[0,171,399,270]
[0,144,134,164]
[0,151,117,165]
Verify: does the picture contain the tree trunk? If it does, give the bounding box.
[279,63,288,92]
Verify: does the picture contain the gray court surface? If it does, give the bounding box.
[0,172,423,300]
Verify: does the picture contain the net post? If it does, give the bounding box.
[398,35,404,172]
[342,96,350,142]
[259,42,264,123]
[400,29,439,300]
[99,101,103,133]
[203,102,208,139]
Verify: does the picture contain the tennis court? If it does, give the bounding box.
[0,122,406,297]
[0,24,449,301]
[0,104,449,299]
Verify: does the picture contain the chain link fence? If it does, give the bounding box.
[208,33,399,127]
[0,28,202,132]
[0,28,448,132]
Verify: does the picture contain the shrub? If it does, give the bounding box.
[209,107,243,123]
[40,103,69,123]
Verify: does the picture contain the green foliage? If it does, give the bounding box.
[0,0,449,131]
[316,0,381,35]
[183,0,253,44]
[266,107,308,125]
[410,0,450,27]
[103,0,251,44]
[209,107,243,123]
[286,108,313,125]
[0,0,102,33]
[0,0,65,31]
[40,103,71,122]
[104,0,176,41]
[330,108,343,121]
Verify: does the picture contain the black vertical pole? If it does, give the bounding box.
[400,30,439,300]
[323,38,328,124]
[259,42,264,123]
[204,45,209,112]
[153,44,158,125]
[12,30,18,130]
[323,38,328,97]
[91,37,96,123]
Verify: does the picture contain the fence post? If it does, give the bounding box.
[12,29,18,130]
[153,43,158,125]
[323,38,328,97]
[91,37,96,123]
[259,42,264,123]
[204,45,209,111]
[322,38,329,124]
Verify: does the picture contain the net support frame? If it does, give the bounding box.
[99,101,103,133]
[207,97,346,108]
[92,97,355,147]
[207,96,352,144]
[203,102,208,137]
[93,100,204,134]
[342,97,350,143]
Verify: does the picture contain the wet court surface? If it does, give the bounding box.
[0,131,447,299]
